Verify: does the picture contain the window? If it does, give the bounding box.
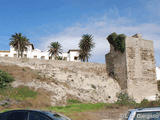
[0,112,10,120]
[44,112,70,120]
[29,112,50,120]
[0,113,6,120]
[41,56,45,60]
[34,56,37,59]
[52,114,69,120]
[74,56,78,60]
[7,111,28,120]
[49,56,52,60]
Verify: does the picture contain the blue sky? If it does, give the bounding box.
[0,0,160,65]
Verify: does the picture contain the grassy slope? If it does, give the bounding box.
[47,103,111,113]
[0,86,37,101]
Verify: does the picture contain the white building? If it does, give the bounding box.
[0,44,80,62]
[156,67,160,80]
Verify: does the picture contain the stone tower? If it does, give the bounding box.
[105,34,158,102]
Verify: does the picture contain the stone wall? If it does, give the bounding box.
[105,45,127,90]
[0,57,121,105]
[106,34,158,102]
[126,35,158,102]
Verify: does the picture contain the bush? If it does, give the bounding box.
[67,99,82,104]
[138,99,150,107]
[0,70,14,88]
[116,92,136,106]
[56,56,63,60]
[107,32,126,53]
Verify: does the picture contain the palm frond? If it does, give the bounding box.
[79,34,95,62]
[48,42,62,59]
[9,33,30,58]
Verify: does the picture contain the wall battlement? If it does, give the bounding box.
[106,34,158,102]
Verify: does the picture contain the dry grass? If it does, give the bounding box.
[0,64,51,109]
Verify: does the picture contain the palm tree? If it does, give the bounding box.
[10,33,29,58]
[48,42,62,60]
[79,34,95,62]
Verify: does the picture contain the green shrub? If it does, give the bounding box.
[107,32,117,46]
[67,99,82,104]
[0,70,14,88]
[138,99,150,107]
[56,56,63,60]
[107,32,126,53]
[116,92,136,106]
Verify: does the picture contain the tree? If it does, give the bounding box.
[48,42,62,60]
[10,33,29,58]
[79,34,95,62]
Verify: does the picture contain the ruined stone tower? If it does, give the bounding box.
[105,34,158,102]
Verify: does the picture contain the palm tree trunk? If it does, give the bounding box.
[18,42,20,58]
[83,56,85,62]
[21,51,23,58]
[55,54,57,60]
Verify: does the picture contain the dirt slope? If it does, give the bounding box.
[0,57,121,105]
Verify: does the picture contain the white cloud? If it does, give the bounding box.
[38,15,160,64]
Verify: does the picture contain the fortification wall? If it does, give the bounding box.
[0,57,121,105]
[106,34,158,102]
[105,45,127,90]
[126,36,158,102]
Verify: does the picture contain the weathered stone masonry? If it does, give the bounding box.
[106,34,158,102]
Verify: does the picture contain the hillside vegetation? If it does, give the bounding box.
[0,57,121,106]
